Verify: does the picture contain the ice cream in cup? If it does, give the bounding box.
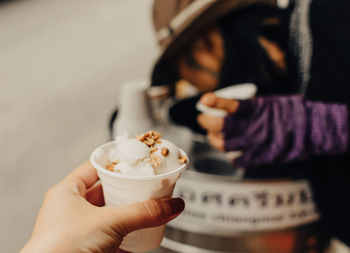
[90,131,189,252]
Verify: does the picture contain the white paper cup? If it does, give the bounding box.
[90,141,189,252]
[196,83,257,117]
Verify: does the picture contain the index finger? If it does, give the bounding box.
[65,161,99,189]
[200,93,239,113]
[197,113,224,133]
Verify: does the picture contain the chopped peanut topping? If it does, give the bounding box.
[161,147,169,157]
[105,164,115,171]
[151,153,162,168]
[105,161,118,171]
[179,155,187,164]
[150,147,158,153]
[136,133,146,141]
[136,130,162,147]
[144,138,155,146]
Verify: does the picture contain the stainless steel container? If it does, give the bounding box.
[151,141,329,253]
[146,85,172,124]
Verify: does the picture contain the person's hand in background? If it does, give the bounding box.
[197,92,348,168]
[197,92,239,151]
[20,162,185,253]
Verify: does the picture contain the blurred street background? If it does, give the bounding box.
[0,0,157,251]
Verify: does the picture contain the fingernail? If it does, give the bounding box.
[167,198,185,215]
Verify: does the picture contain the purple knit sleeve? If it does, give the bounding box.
[306,101,348,155]
[223,95,348,168]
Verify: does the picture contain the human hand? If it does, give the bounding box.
[197,92,240,151]
[197,93,329,168]
[21,162,185,253]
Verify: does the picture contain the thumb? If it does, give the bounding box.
[200,92,239,113]
[103,198,185,235]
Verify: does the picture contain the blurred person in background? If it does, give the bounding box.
[151,0,350,250]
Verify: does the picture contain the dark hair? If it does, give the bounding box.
[218,4,298,95]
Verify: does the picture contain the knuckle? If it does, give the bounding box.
[44,181,74,200]
[228,100,239,113]
[142,199,171,223]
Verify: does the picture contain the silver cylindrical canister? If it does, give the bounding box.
[146,85,171,124]
[151,142,329,253]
